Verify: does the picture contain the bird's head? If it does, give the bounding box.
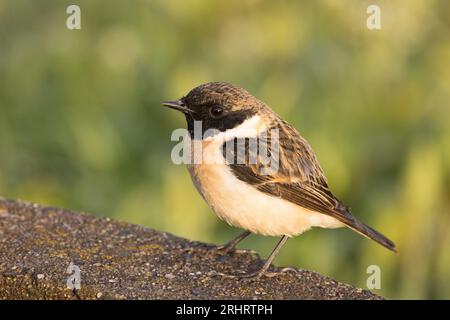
[163,82,267,137]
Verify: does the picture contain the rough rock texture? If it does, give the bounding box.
[0,199,381,300]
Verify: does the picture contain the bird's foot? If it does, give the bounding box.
[214,243,256,255]
[209,266,298,281]
[237,266,298,280]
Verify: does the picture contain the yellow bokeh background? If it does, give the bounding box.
[0,0,449,299]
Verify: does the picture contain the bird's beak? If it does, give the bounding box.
[161,100,192,114]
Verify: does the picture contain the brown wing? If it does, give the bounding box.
[222,120,396,252]
[223,121,346,214]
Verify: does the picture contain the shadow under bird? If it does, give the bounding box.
[163,82,396,279]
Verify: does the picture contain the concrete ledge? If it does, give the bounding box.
[0,199,381,299]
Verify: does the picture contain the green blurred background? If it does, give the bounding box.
[1,0,449,299]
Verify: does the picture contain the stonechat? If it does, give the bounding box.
[163,82,396,279]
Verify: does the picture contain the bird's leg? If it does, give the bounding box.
[238,235,290,279]
[215,230,252,254]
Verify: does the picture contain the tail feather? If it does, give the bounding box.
[334,206,397,252]
[346,218,397,252]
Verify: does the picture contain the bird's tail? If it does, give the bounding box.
[334,206,397,252]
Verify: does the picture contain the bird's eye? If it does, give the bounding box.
[209,106,223,118]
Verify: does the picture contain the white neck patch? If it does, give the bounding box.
[203,115,266,142]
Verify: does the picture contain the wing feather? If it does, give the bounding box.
[222,119,396,251]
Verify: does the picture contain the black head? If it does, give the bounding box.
[163,82,262,137]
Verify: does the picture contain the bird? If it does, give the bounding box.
[162,82,396,279]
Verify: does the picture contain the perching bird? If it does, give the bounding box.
[163,82,396,279]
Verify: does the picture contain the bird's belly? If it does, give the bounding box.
[187,163,343,237]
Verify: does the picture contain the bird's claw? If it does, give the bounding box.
[208,266,298,280]
[214,244,256,256]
